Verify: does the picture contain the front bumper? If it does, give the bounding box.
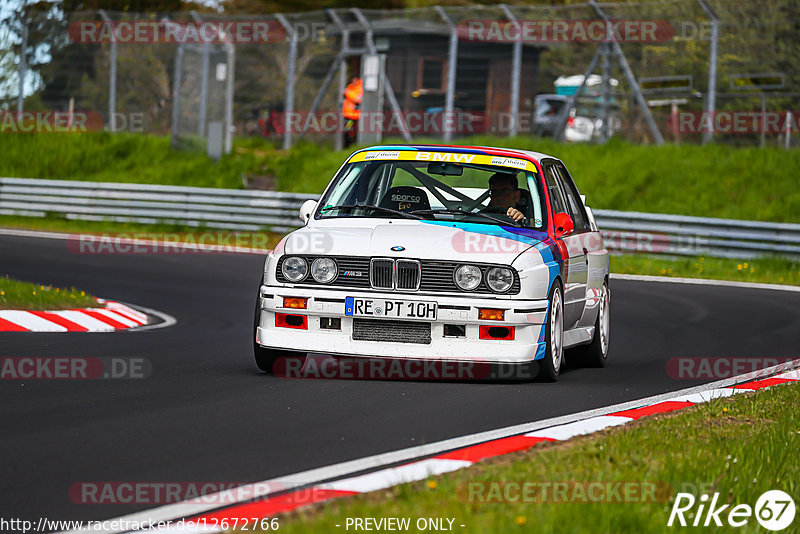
[255,285,550,364]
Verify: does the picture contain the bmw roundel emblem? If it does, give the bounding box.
[391,246,405,251]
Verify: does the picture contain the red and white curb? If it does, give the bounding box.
[64,362,800,534]
[0,299,151,332]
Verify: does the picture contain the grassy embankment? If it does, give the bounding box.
[0,274,97,310]
[2,133,799,222]
[1,133,799,285]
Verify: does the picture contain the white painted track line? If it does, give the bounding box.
[526,415,632,441]
[323,459,472,493]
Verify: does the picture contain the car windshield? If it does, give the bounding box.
[316,154,546,229]
[535,97,566,119]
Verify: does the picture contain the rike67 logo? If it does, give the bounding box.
[668,490,795,531]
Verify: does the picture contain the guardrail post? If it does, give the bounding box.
[17,19,27,113]
[499,4,521,138]
[170,38,184,149]
[785,111,792,149]
[99,11,117,132]
[276,14,296,151]
[697,0,719,145]
[327,9,349,151]
[191,11,210,138]
[224,38,235,154]
[435,6,458,143]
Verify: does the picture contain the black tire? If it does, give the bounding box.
[537,281,564,382]
[253,285,302,374]
[569,280,610,368]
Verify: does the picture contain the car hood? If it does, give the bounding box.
[281,219,548,265]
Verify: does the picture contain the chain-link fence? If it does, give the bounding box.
[2,0,799,150]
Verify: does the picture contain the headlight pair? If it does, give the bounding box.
[281,257,338,283]
[454,265,514,293]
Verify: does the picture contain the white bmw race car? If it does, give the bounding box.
[255,145,610,381]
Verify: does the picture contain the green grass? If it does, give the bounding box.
[610,254,800,286]
[0,132,275,189]
[0,274,98,310]
[1,133,799,223]
[261,382,800,534]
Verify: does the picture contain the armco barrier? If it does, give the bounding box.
[2,177,799,259]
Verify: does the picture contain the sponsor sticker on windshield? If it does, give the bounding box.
[363,150,401,160]
[349,150,536,171]
[490,156,528,169]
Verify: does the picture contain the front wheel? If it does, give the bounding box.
[537,282,564,382]
[570,280,610,368]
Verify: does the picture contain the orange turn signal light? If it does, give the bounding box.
[478,308,505,321]
[283,297,308,309]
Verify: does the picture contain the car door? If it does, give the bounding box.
[543,162,587,329]
[556,162,608,326]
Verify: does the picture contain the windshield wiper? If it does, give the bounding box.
[410,208,522,227]
[319,204,422,220]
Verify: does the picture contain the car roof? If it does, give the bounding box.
[353,144,557,166]
[536,94,569,102]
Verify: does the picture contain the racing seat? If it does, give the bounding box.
[379,186,431,213]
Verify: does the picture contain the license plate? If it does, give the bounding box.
[344,297,437,321]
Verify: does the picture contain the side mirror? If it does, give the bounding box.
[298,199,316,224]
[554,212,574,239]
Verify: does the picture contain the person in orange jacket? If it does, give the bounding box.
[342,76,362,146]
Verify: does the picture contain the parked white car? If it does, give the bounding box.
[255,145,610,381]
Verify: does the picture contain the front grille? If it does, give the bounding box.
[352,319,432,344]
[370,259,394,289]
[275,256,519,295]
[396,260,420,291]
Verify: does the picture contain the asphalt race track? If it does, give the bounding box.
[2,233,799,525]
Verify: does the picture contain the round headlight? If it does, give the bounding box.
[454,264,482,291]
[486,267,514,293]
[311,257,338,283]
[281,256,308,282]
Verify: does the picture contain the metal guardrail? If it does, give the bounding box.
[0,177,312,233]
[2,177,799,259]
[594,209,800,259]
